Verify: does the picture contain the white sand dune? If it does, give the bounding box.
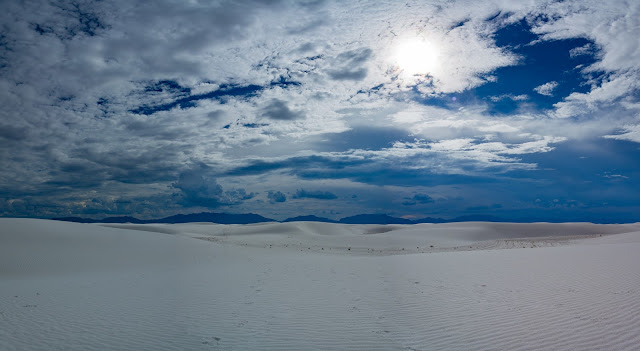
[105,220,640,254]
[2,218,640,350]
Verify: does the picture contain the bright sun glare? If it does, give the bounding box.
[394,38,440,76]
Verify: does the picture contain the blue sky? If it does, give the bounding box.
[0,0,639,222]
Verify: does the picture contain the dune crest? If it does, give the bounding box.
[103,220,640,255]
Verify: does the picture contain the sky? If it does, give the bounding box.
[1,0,639,222]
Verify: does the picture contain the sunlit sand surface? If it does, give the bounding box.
[2,219,640,350]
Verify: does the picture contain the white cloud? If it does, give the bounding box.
[489,94,529,102]
[569,43,595,58]
[528,0,640,121]
[534,81,559,96]
[1,0,640,217]
[552,74,640,118]
[532,0,640,73]
[604,124,640,143]
[349,133,565,175]
[602,173,629,180]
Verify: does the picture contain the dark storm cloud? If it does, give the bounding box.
[172,168,256,208]
[402,193,435,206]
[294,189,337,200]
[295,166,502,187]
[46,160,111,189]
[69,144,188,184]
[0,192,182,219]
[172,169,226,208]
[225,188,257,201]
[225,155,372,176]
[261,99,304,121]
[327,48,372,81]
[267,190,286,203]
[0,124,28,141]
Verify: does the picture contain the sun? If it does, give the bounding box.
[393,37,440,76]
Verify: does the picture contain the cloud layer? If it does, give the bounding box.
[1,0,639,221]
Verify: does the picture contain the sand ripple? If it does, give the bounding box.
[2,219,640,350]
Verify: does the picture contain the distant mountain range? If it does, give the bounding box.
[52,212,509,225]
